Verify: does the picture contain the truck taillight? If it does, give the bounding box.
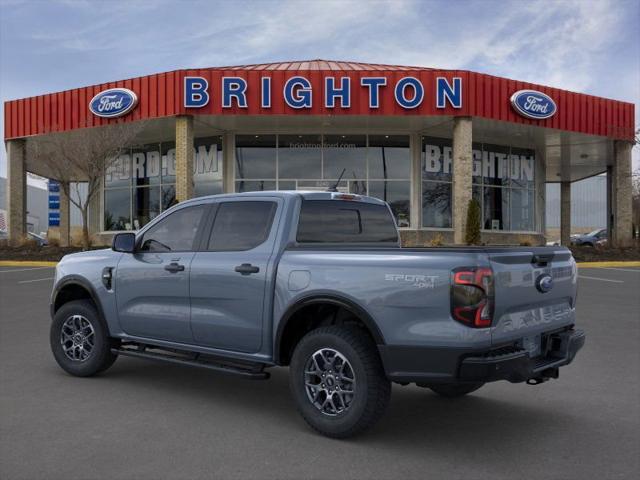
[450,267,494,328]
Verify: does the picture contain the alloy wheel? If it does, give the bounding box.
[304,348,356,416]
[60,315,95,362]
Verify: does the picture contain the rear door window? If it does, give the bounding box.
[207,201,277,251]
[297,200,398,243]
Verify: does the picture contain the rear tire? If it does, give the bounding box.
[289,325,391,438]
[428,382,484,398]
[50,300,118,377]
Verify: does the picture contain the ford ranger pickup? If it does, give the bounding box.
[50,191,585,438]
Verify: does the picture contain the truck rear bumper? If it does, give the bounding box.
[379,328,585,384]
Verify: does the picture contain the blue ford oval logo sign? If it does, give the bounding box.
[536,273,554,293]
[510,90,556,120]
[89,88,138,118]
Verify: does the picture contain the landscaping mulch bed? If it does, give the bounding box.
[569,245,640,262]
[0,243,101,262]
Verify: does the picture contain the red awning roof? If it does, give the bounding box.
[3,59,635,141]
[213,59,435,71]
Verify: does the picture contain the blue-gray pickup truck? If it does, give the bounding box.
[50,191,585,437]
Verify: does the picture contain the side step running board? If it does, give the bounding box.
[111,346,270,380]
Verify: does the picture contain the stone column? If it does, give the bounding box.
[175,115,194,202]
[222,133,235,193]
[6,139,27,245]
[59,182,70,247]
[606,165,613,238]
[452,117,473,244]
[610,141,633,247]
[560,181,571,246]
[409,133,422,229]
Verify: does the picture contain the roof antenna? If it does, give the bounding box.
[327,168,346,192]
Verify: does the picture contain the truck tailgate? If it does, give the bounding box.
[488,248,577,351]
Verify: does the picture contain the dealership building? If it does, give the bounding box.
[3,60,636,246]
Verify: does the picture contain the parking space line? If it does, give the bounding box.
[17,277,55,284]
[578,275,624,283]
[0,267,54,273]
[597,267,640,273]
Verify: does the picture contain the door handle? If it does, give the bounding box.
[235,263,260,275]
[164,262,185,273]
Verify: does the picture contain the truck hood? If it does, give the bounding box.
[58,248,120,266]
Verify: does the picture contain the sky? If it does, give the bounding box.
[1,0,638,183]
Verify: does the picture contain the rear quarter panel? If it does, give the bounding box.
[274,249,492,349]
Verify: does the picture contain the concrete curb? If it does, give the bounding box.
[576,261,640,268]
[0,260,58,267]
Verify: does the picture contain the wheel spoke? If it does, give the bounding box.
[304,347,356,417]
[60,315,95,363]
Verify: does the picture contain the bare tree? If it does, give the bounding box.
[27,122,143,250]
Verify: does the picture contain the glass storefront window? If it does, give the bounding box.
[509,147,535,189]
[368,135,410,180]
[104,188,131,231]
[195,181,223,198]
[422,136,537,232]
[278,134,322,179]
[322,134,367,179]
[277,180,297,190]
[105,153,131,188]
[104,133,538,234]
[235,135,276,179]
[422,181,452,228]
[297,180,349,191]
[194,136,223,199]
[194,136,222,185]
[132,186,160,230]
[161,185,176,211]
[369,181,410,227]
[104,136,219,231]
[472,142,483,183]
[161,142,176,184]
[132,143,161,187]
[422,136,452,182]
[510,188,535,231]
[484,186,509,230]
[482,143,510,187]
[236,180,277,192]
[234,134,411,227]
[422,137,452,228]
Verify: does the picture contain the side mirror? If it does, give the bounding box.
[112,232,136,253]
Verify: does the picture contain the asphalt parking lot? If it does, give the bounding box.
[1,265,639,480]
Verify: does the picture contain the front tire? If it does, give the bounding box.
[50,300,118,377]
[289,325,391,438]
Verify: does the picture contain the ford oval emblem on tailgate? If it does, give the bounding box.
[536,273,554,293]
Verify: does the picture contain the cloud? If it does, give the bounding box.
[1,0,638,177]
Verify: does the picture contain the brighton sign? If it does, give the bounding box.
[183,75,464,110]
[510,89,557,120]
[424,140,535,183]
[89,88,138,118]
